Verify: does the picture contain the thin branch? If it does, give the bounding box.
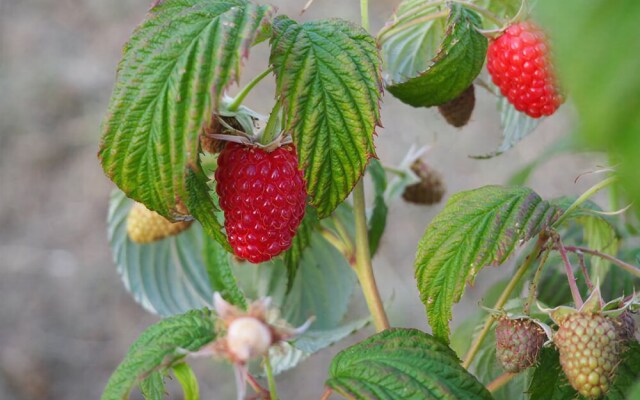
[247,373,270,399]
[554,235,583,308]
[576,252,594,291]
[320,387,333,400]
[524,249,551,314]
[564,245,640,279]
[486,372,516,393]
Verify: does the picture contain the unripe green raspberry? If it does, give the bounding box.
[554,313,621,398]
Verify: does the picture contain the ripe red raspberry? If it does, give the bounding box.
[215,142,307,263]
[487,21,563,118]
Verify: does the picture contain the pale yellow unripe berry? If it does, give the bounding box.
[126,202,192,244]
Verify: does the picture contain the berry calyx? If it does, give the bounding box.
[495,317,546,373]
[126,202,193,244]
[215,142,307,263]
[487,21,564,118]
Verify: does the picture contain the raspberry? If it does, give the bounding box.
[554,313,621,398]
[215,142,307,263]
[495,317,546,373]
[126,202,193,244]
[615,311,636,342]
[402,160,445,205]
[437,85,475,128]
[487,21,563,118]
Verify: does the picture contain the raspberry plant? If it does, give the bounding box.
[98,0,640,399]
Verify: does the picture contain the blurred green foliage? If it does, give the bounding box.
[535,1,640,203]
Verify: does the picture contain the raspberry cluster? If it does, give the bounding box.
[487,21,563,118]
[215,143,307,263]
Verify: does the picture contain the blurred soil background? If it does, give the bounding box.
[0,0,605,398]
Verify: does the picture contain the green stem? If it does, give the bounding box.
[228,66,274,112]
[462,234,547,369]
[353,0,389,334]
[353,180,390,332]
[553,176,617,228]
[378,0,505,41]
[461,1,504,27]
[379,10,448,41]
[360,0,369,31]
[524,248,550,314]
[486,372,516,393]
[260,101,283,146]
[264,353,279,400]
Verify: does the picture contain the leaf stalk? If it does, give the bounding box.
[228,66,274,112]
[553,176,617,228]
[264,353,279,400]
[564,245,640,279]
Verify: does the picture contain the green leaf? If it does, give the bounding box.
[473,0,522,28]
[380,3,488,107]
[99,0,272,243]
[185,166,230,251]
[235,232,356,329]
[415,185,561,342]
[202,225,247,309]
[267,316,370,375]
[108,189,217,316]
[283,207,319,293]
[101,309,215,400]
[173,363,199,400]
[529,343,640,400]
[576,215,618,283]
[528,348,578,400]
[367,159,388,256]
[470,95,541,159]
[140,372,165,400]
[535,1,640,207]
[628,381,640,400]
[326,328,493,400]
[269,16,382,217]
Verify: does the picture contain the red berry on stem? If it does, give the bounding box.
[215,142,307,263]
[487,21,563,118]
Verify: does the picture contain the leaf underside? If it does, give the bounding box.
[270,16,382,217]
[99,0,272,247]
[108,189,245,316]
[470,95,542,159]
[381,3,488,107]
[415,185,562,342]
[326,328,493,400]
